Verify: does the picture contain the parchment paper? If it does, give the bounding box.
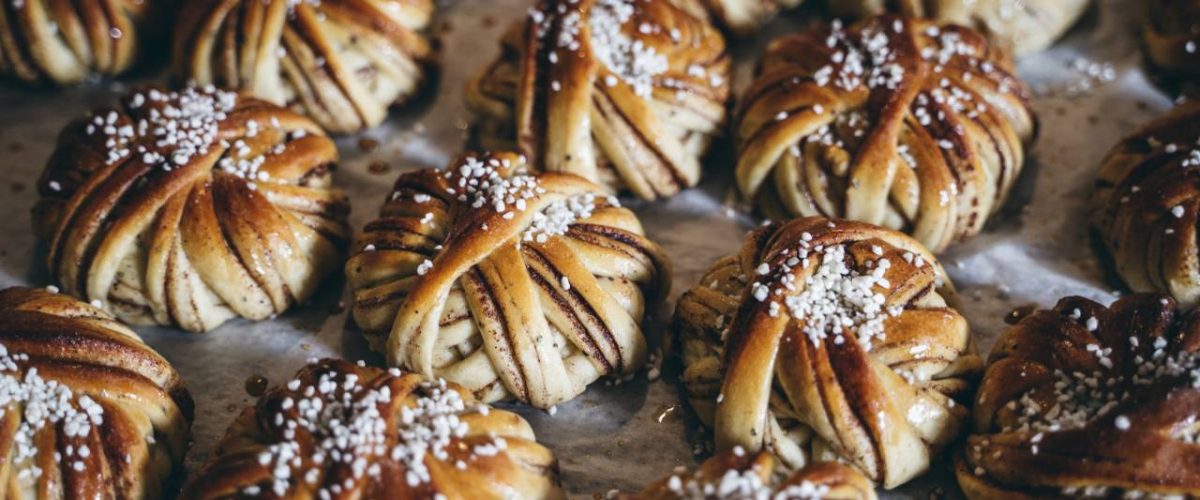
[0,0,1178,497]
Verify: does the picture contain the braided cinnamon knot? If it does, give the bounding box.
[0,0,164,85]
[829,0,1089,56]
[734,16,1035,253]
[675,217,980,488]
[1093,103,1200,307]
[347,152,671,409]
[182,358,564,499]
[173,0,434,134]
[466,0,731,201]
[0,286,193,499]
[1145,0,1200,84]
[32,86,351,333]
[628,449,876,499]
[957,294,1200,499]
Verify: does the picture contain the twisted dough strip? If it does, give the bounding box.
[33,86,351,333]
[735,16,1035,253]
[347,152,671,409]
[957,294,1200,499]
[1093,102,1200,307]
[675,217,980,488]
[348,151,672,405]
[466,0,731,200]
[698,0,802,35]
[183,358,564,499]
[628,449,875,499]
[0,0,161,84]
[174,0,434,133]
[829,0,1089,56]
[698,0,1085,54]
[1145,0,1200,80]
[0,287,193,499]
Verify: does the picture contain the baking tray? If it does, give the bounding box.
[0,0,1179,497]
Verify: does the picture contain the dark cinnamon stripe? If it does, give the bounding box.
[522,246,615,372]
[525,15,552,166]
[567,223,655,261]
[825,336,889,482]
[353,286,410,308]
[210,177,280,306]
[291,9,368,127]
[592,82,688,191]
[52,154,149,293]
[465,267,528,400]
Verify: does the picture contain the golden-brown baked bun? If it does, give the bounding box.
[466,0,731,200]
[957,293,1200,499]
[346,151,671,409]
[0,286,193,498]
[173,0,434,134]
[1145,0,1200,80]
[675,216,980,488]
[734,16,1035,253]
[0,0,165,85]
[829,0,1090,56]
[697,0,1085,54]
[33,86,351,333]
[628,450,876,499]
[182,358,564,499]
[1093,102,1200,306]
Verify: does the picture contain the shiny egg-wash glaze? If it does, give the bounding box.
[958,294,1200,498]
[0,0,165,84]
[174,0,435,134]
[0,287,193,499]
[183,359,564,499]
[734,16,1035,253]
[33,86,351,333]
[1093,102,1200,307]
[467,0,731,200]
[347,152,670,409]
[675,217,980,488]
